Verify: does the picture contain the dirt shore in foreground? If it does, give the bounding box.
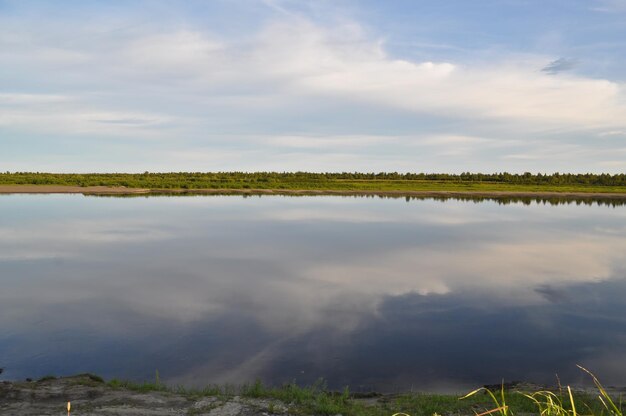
[0,375,282,416]
[2,374,623,416]
[1,184,626,199]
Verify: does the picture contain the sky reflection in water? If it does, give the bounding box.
[1,195,626,392]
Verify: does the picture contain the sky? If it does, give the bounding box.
[1,0,626,173]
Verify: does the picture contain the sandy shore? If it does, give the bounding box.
[1,184,626,199]
[0,185,151,194]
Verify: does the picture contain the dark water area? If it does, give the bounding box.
[1,194,626,392]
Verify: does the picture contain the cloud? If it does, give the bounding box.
[2,9,626,171]
[121,31,225,80]
[263,134,395,149]
[92,117,164,126]
[592,0,626,12]
[4,19,626,131]
[598,130,626,137]
[534,284,570,303]
[0,93,70,104]
[0,93,177,137]
[541,57,578,74]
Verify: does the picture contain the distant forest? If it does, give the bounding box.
[1,172,625,189]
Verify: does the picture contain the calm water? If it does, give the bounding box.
[1,194,626,392]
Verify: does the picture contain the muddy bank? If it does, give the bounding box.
[1,184,626,199]
[0,185,151,194]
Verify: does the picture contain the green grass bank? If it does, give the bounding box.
[1,172,626,194]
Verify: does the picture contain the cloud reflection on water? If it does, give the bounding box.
[0,195,625,390]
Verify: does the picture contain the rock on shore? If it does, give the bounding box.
[0,375,288,416]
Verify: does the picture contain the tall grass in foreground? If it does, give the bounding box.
[462,366,622,416]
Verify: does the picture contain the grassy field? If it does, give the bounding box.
[1,172,626,193]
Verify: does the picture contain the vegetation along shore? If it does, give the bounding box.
[1,172,626,197]
[1,368,624,416]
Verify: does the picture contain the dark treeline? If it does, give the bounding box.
[91,193,626,207]
[402,195,626,207]
[1,171,626,188]
[355,193,626,206]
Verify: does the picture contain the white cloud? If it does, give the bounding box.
[599,130,626,137]
[0,92,178,137]
[592,0,626,12]
[122,31,225,79]
[1,13,626,171]
[263,134,395,149]
[4,19,626,131]
[0,93,70,104]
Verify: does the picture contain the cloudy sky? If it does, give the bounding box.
[1,0,626,173]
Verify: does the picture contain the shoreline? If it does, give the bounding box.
[0,374,621,416]
[2,185,626,199]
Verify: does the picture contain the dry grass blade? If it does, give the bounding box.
[476,406,509,416]
[460,388,487,400]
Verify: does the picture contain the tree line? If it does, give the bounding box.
[1,171,625,188]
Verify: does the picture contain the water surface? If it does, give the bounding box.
[1,194,626,392]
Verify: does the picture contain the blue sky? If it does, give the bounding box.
[1,0,626,173]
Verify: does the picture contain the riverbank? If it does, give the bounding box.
[0,374,621,416]
[2,184,626,200]
[1,172,626,196]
